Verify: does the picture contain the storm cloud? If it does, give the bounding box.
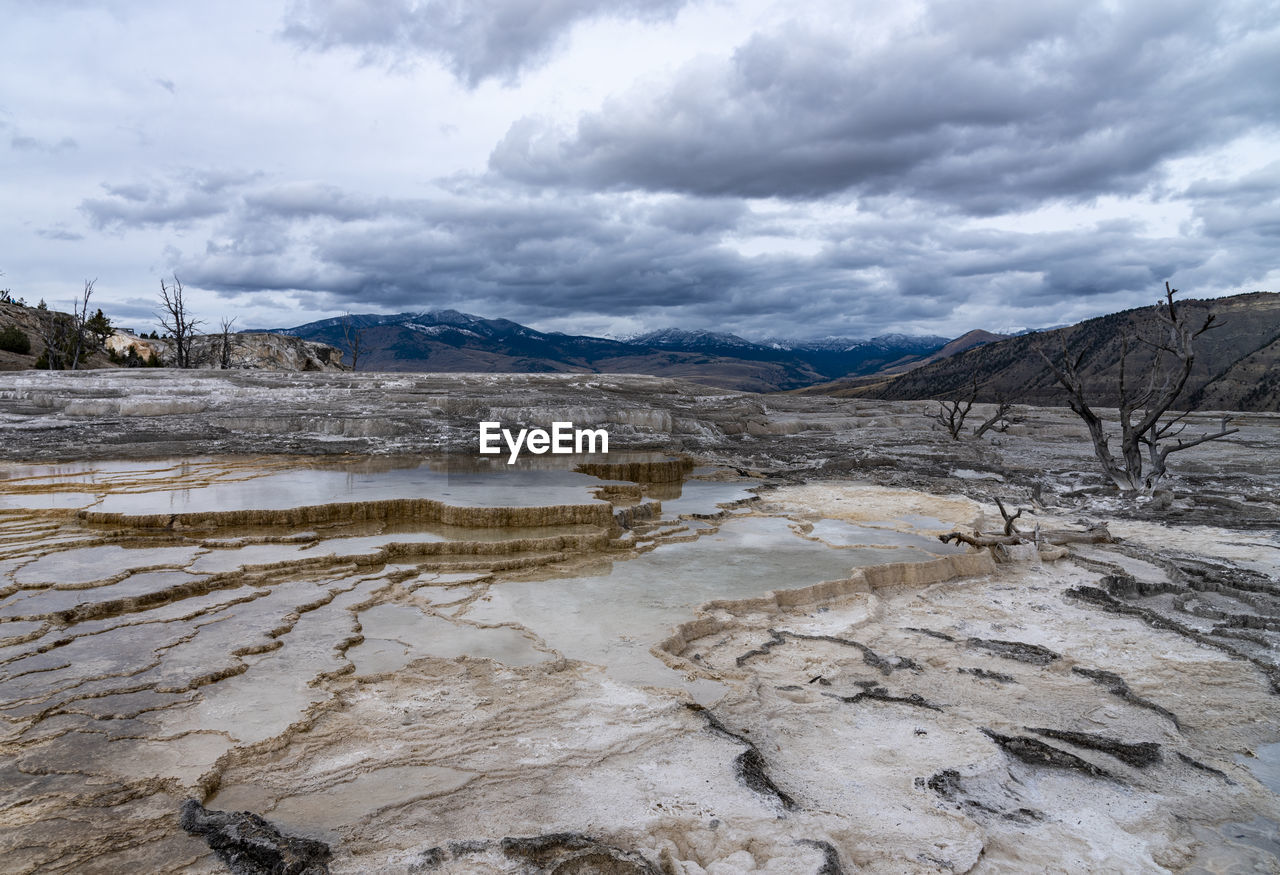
[491,1,1280,212]
[281,0,690,86]
[78,168,1227,337]
[3,0,1278,339]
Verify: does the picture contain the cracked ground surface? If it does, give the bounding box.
[0,371,1276,873]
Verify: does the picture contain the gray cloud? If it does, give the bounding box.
[1185,162,1280,240]
[491,1,1280,212]
[36,227,85,241]
[102,171,1252,339]
[13,0,1274,341]
[280,0,688,87]
[81,170,263,230]
[185,183,749,320]
[11,134,78,153]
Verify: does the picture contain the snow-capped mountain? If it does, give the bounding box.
[628,328,769,352]
[260,310,956,392]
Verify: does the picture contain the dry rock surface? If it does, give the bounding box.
[105,331,345,372]
[0,371,1275,874]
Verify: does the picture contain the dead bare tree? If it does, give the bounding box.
[341,312,364,371]
[218,317,236,369]
[927,376,1018,440]
[67,279,94,370]
[33,300,70,370]
[928,394,974,440]
[1036,282,1239,494]
[157,274,201,368]
[30,282,94,370]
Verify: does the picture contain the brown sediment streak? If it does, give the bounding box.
[380,531,612,558]
[29,533,613,626]
[593,483,644,500]
[613,499,662,529]
[78,497,617,530]
[652,552,996,670]
[575,456,695,484]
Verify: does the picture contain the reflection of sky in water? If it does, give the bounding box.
[0,458,215,481]
[0,456,671,514]
[1240,742,1280,795]
[464,514,946,691]
[348,605,546,675]
[0,491,99,510]
[90,464,614,514]
[659,479,757,517]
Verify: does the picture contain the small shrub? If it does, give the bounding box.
[0,324,31,355]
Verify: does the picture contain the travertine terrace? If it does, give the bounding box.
[0,371,1276,873]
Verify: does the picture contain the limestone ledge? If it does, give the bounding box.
[653,552,998,678]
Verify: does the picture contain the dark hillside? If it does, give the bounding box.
[858,292,1280,412]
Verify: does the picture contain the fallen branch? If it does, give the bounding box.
[939,524,1113,549]
[939,531,1025,548]
[1040,524,1114,545]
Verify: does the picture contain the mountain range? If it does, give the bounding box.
[259,310,956,392]
[258,291,1279,411]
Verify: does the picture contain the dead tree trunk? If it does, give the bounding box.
[67,280,94,370]
[218,318,235,369]
[341,313,363,372]
[157,274,201,368]
[33,302,70,370]
[1036,283,1238,494]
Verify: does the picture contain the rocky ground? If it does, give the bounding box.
[0,371,1276,874]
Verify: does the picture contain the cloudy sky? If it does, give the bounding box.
[2,0,1277,340]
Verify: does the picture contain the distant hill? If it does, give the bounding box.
[848,292,1280,412]
[261,311,952,392]
[0,301,115,371]
[0,300,344,373]
[900,329,1009,373]
[795,328,1009,396]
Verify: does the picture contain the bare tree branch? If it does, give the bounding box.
[32,300,69,370]
[341,312,364,372]
[926,375,1016,441]
[928,396,973,440]
[972,398,1017,439]
[993,497,1027,536]
[67,279,94,370]
[218,317,236,370]
[156,274,201,368]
